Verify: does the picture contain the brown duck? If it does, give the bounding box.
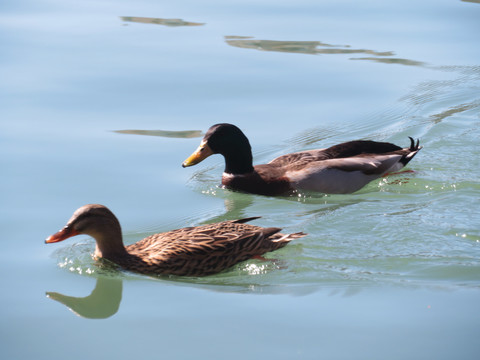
[45,204,306,276]
[182,123,422,196]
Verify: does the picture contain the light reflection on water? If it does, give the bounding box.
[114,129,203,138]
[225,36,395,57]
[120,16,205,27]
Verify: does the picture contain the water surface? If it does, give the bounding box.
[1,0,479,359]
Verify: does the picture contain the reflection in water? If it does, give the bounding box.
[351,57,426,67]
[120,16,204,27]
[225,36,393,56]
[114,129,203,138]
[429,99,480,124]
[46,277,122,319]
[399,65,480,125]
[46,274,363,319]
[204,196,255,225]
[225,36,425,67]
[287,126,340,148]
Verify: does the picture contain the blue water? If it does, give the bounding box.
[1,0,479,359]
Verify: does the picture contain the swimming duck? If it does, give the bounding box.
[182,123,422,196]
[45,204,305,276]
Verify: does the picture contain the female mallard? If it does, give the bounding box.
[45,204,305,276]
[182,123,422,196]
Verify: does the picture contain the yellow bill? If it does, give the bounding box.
[182,140,214,167]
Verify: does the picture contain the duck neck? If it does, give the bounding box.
[222,141,255,174]
[93,226,129,260]
[224,151,254,174]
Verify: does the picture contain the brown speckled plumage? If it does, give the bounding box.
[46,204,306,277]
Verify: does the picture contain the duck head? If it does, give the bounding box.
[45,204,127,259]
[182,123,254,174]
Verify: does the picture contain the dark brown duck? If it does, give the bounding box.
[182,123,422,196]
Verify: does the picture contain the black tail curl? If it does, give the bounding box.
[408,136,422,151]
[401,137,423,166]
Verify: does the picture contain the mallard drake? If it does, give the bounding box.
[182,123,422,196]
[45,204,306,276]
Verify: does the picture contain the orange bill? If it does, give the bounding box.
[45,226,79,244]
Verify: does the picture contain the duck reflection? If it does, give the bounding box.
[46,274,362,319]
[46,276,122,319]
[209,196,256,225]
[120,16,204,27]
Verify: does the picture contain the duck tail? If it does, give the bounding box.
[401,137,423,166]
[272,231,307,243]
[407,136,423,152]
[262,230,306,252]
[233,216,262,224]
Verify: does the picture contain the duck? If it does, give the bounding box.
[182,123,422,196]
[45,204,306,277]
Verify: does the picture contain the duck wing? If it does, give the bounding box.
[268,149,329,168]
[285,147,419,194]
[319,153,407,175]
[126,219,305,276]
[270,138,421,171]
[268,140,404,169]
